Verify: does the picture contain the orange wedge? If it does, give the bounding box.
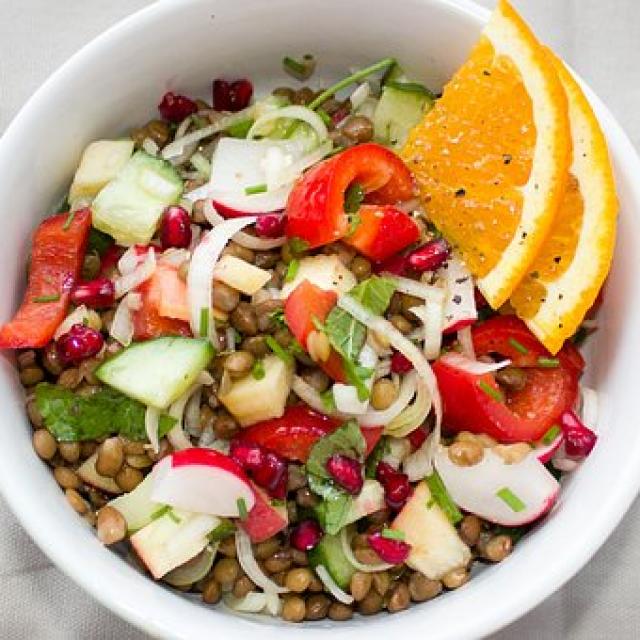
[510,51,617,353]
[401,0,570,309]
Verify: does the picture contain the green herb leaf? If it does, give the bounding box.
[265,335,294,365]
[226,118,254,139]
[344,183,364,214]
[381,528,405,541]
[208,519,236,542]
[307,421,366,479]
[508,337,529,355]
[317,108,332,126]
[425,471,463,525]
[244,183,268,195]
[309,476,353,535]
[541,424,561,445]
[365,436,390,479]
[496,487,526,513]
[270,308,287,329]
[251,359,266,380]
[287,237,309,256]
[237,497,249,520]
[477,380,505,403]
[320,389,337,414]
[285,258,300,283]
[35,383,176,442]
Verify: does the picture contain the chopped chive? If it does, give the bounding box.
[208,519,236,542]
[32,294,60,303]
[317,108,332,126]
[62,210,76,231]
[167,509,181,524]
[385,80,436,98]
[425,471,463,525]
[496,487,526,513]
[265,335,293,365]
[478,380,505,403]
[285,258,300,283]
[282,54,316,81]
[283,56,306,75]
[270,499,286,508]
[320,389,336,413]
[542,424,561,445]
[199,307,209,337]
[237,497,249,520]
[244,183,268,195]
[508,337,529,355]
[381,528,405,541]
[308,57,396,110]
[226,118,254,139]
[150,505,171,521]
[537,357,560,368]
[344,182,364,214]
[287,236,309,256]
[251,359,266,380]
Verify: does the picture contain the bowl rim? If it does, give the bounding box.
[1,0,640,638]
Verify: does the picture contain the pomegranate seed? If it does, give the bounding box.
[160,206,192,249]
[158,91,198,123]
[212,79,253,112]
[290,519,323,551]
[230,440,288,499]
[71,277,115,309]
[376,462,412,510]
[326,454,363,495]
[560,410,597,458]
[255,214,285,238]
[375,461,397,484]
[56,324,104,365]
[407,238,451,272]
[373,252,409,276]
[407,427,428,450]
[368,531,411,564]
[390,351,413,374]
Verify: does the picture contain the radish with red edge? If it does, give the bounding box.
[439,255,477,334]
[151,448,255,517]
[434,447,560,526]
[240,483,288,543]
[534,426,565,464]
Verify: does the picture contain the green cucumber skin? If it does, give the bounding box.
[308,532,354,589]
[96,337,215,409]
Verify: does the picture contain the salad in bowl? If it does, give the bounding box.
[0,0,615,624]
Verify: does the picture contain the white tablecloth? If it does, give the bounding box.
[1,1,639,637]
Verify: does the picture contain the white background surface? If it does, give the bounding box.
[0,0,638,637]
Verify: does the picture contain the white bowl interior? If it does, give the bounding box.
[1,0,639,638]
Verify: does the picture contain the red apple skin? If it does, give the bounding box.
[240,484,288,543]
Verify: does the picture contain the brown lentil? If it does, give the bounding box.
[53,466,81,490]
[387,582,411,613]
[448,440,484,467]
[223,242,255,264]
[19,366,44,387]
[256,300,284,333]
[223,350,255,378]
[230,302,258,336]
[292,87,315,106]
[32,429,57,460]
[457,431,497,448]
[87,488,108,510]
[80,441,97,459]
[307,574,324,592]
[232,574,255,598]
[351,255,372,280]
[125,454,153,469]
[459,514,482,547]
[212,281,240,313]
[281,595,306,622]
[442,567,469,589]
[58,367,82,389]
[95,437,125,477]
[305,594,331,620]
[358,589,385,615]
[192,199,207,224]
[481,534,513,562]
[121,439,146,456]
[372,571,391,596]
[264,549,292,573]
[146,120,171,147]
[213,558,240,587]
[65,488,88,514]
[285,567,313,592]
[408,573,443,602]
[96,506,126,545]
[370,378,398,411]
[254,251,280,269]
[213,411,239,439]
[328,602,354,621]
[82,252,102,280]
[201,578,222,604]
[287,465,307,492]
[496,366,527,391]
[240,336,269,358]
[291,549,309,566]
[272,87,296,102]
[300,368,331,393]
[493,442,531,464]
[217,536,237,557]
[17,350,36,369]
[390,314,413,334]
[253,538,280,560]
[26,400,44,428]
[42,343,64,375]
[58,442,81,464]
[115,466,144,492]
[401,294,424,318]
[342,115,374,143]
[354,548,382,565]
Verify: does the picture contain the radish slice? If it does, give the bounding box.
[434,447,560,526]
[235,528,289,594]
[246,105,329,143]
[187,216,257,343]
[534,430,564,464]
[145,406,161,454]
[359,371,417,426]
[438,352,511,375]
[439,255,477,333]
[211,187,290,215]
[115,248,156,298]
[315,565,354,605]
[151,449,255,517]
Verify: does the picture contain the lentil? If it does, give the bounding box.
[481,534,513,562]
[408,573,443,602]
[328,602,354,621]
[342,115,374,143]
[351,255,372,280]
[19,366,44,386]
[32,429,57,460]
[213,558,240,587]
[53,466,81,490]
[459,514,482,547]
[96,506,126,545]
[65,488,88,514]
[212,281,240,313]
[201,578,222,604]
[232,575,255,598]
[305,594,331,620]
[442,567,469,589]
[387,582,411,613]
[448,440,484,467]
[358,590,385,615]
[285,567,313,592]
[95,437,125,477]
[282,595,306,622]
[254,538,280,560]
[390,314,413,334]
[371,378,398,410]
[223,350,255,378]
[115,466,144,492]
[58,442,81,464]
[230,302,258,336]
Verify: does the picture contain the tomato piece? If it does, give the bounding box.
[133,280,192,340]
[284,279,346,382]
[285,143,415,249]
[0,210,91,349]
[146,263,190,322]
[344,205,420,261]
[434,315,583,443]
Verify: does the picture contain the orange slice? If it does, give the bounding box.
[510,51,617,353]
[401,0,570,308]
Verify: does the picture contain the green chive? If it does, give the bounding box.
[62,210,76,231]
[283,56,306,75]
[537,357,560,368]
[285,258,300,283]
[167,509,181,524]
[508,337,529,355]
[344,182,364,214]
[288,236,309,256]
[32,294,60,303]
[208,519,236,542]
[265,335,293,365]
[381,528,405,541]
[426,471,462,525]
[282,54,316,81]
[542,424,561,445]
[496,487,526,513]
[270,499,286,508]
[244,183,268,195]
[237,497,249,520]
[317,108,332,126]
[385,80,435,98]
[226,118,254,139]
[308,57,396,110]
[150,505,171,521]
[199,307,209,337]
[320,389,336,413]
[478,380,505,403]
[252,359,266,380]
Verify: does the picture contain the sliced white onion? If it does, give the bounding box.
[224,592,268,614]
[340,527,393,573]
[580,386,599,431]
[387,275,444,304]
[457,325,476,360]
[114,248,156,298]
[350,82,371,110]
[359,372,417,426]
[409,295,445,361]
[225,327,237,352]
[337,294,442,474]
[167,384,201,450]
[263,591,282,616]
[235,529,289,594]
[54,305,91,340]
[292,375,338,416]
[187,216,257,342]
[403,436,432,482]
[184,183,210,203]
[439,352,511,375]
[185,386,203,437]
[386,378,432,439]
[145,405,161,454]
[159,248,190,267]
[117,246,143,276]
[110,296,135,347]
[439,255,477,332]
[315,565,354,605]
[246,105,329,143]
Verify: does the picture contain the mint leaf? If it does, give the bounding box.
[311,481,353,535]
[307,421,366,479]
[365,436,390,479]
[35,383,176,442]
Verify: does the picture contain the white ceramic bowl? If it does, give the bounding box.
[1,0,639,638]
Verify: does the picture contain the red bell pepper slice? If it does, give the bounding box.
[0,210,91,349]
[433,315,583,443]
[344,204,420,261]
[285,143,415,249]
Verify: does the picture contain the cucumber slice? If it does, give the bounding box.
[308,532,354,590]
[373,85,434,148]
[92,151,183,246]
[96,337,215,409]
